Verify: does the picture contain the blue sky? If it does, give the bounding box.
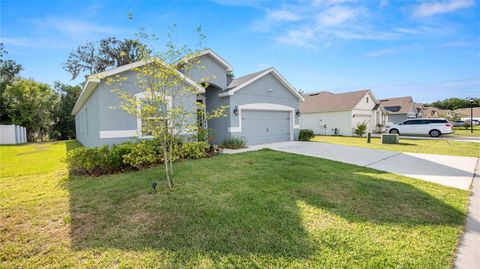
[1,0,479,103]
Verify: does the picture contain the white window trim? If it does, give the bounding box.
[227,103,300,141]
[135,92,172,139]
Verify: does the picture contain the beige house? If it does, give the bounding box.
[456,107,480,121]
[379,96,420,124]
[300,89,387,136]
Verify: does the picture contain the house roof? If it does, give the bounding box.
[300,89,373,113]
[455,107,480,117]
[71,49,230,116]
[226,68,268,90]
[220,67,304,101]
[379,96,414,114]
[71,59,204,116]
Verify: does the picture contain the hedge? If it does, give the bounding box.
[66,140,210,176]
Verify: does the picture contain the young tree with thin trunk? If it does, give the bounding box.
[106,27,226,189]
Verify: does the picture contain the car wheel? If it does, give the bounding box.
[389,129,399,135]
[429,129,441,137]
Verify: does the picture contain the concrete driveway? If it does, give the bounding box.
[224,141,478,190]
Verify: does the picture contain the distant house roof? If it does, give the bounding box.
[379,96,414,114]
[300,89,374,113]
[455,107,480,117]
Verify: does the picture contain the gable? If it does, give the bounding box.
[187,54,228,89]
[354,91,378,110]
[236,73,298,100]
[219,68,304,101]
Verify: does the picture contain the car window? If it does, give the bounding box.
[430,119,448,124]
[402,120,416,125]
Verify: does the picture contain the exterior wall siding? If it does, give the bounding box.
[228,73,301,141]
[187,55,227,89]
[76,69,198,147]
[75,88,101,147]
[300,111,352,136]
[205,85,230,145]
[387,114,408,124]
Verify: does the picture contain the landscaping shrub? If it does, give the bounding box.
[66,143,133,175]
[354,122,368,137]
[299,129,314,141]
[123,139,164,169]
[180,142,209,159]
[222,137,247,149]
[66,139,212,176]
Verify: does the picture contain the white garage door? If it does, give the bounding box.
[241,110,290,145]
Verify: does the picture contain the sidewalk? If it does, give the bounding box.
[455,158,480,269]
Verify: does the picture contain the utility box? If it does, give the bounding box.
[381,134,399,144]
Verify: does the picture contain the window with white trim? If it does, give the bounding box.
[135,93,172,138]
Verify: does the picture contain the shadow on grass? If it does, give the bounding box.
[65,148,466,260]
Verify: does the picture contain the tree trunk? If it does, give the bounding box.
[169,142,174,186]
[162,142,172,189]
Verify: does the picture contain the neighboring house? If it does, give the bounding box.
[455,107,480,121]
[415,103,424,118]
[380,96,419,124]
[300,89,387,136]
[71,49,304,147]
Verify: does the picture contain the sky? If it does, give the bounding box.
[1,0,479,103]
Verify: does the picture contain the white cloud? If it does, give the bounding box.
[317,6,362,26]
[441,40,478,47]
[365,48,396,57]
[1,37,71,49]
[31,17,125,37]
[412,0,475,17]
[267,9,301,21]
[275,27,316,48]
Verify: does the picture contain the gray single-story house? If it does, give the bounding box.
[379,96,420,124]
[72,49,304,147]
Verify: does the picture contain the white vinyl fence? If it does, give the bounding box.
[0,125,27,144]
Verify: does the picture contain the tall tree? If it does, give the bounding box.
[64,37,146,80]
[52,82,81,140]
[3,79,58,141]
[110,28,226,189]
[429,97,480,110]
[0,43,23,123]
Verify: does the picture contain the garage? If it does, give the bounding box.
[241,110,291,145]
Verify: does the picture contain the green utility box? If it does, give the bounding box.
[381,134,399,144]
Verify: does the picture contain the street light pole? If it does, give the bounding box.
[470,98,474,134]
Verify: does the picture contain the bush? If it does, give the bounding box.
[66,142,134,175]
[180,142,209,159]
[463,122,471,130]
[299,129,314,141]
[123,139,164,169]
[66,139,212,176]
[354,122,368,137]
[222,137,247,149]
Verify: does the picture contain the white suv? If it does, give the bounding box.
[386,118,453,137]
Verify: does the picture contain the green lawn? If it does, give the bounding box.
[311,136,480,157]
[0,141,470,268]
[451,125,480,137]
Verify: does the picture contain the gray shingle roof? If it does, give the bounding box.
[226,68,271,90]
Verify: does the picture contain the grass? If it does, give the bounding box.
[311,136,480,157]
[0,140,470,268]
[451,125,480,137]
